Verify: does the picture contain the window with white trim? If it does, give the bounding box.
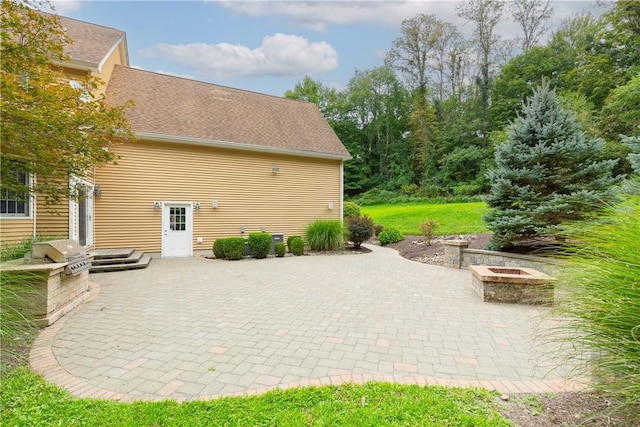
[1,170,30,217]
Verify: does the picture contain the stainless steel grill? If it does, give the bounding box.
[26,240,93,276]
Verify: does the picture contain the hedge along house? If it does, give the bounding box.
[0,15,351,258]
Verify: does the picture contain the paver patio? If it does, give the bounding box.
[30,244,588,402]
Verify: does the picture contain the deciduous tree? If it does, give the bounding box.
[1,0,134,206]
[510,0,553,51]
[456,0,505,145]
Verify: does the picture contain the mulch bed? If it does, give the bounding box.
[385,233,492,265]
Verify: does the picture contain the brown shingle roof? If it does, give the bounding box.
[57,15,126,66]
[105,66,350,159]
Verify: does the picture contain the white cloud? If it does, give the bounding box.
[217,1,605,40]
[217,0,460,32]
[49,0,86,14]
[139,33,338,79]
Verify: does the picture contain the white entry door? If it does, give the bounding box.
[161,202,193,257]
[69,180,94,247]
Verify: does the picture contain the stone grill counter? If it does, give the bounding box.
[1,240,94,326]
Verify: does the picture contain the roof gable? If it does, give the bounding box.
[105,66,350,159]
[56,15,126,68]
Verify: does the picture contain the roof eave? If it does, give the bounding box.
[98,34,129,71]
[55,58,99,73]
[136,132,352,161]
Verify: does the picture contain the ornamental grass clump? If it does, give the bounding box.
[1,270,40,370]
[550,190,640,418]
[247,232,271,259]
[305,220,344,251]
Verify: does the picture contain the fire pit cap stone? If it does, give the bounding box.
[468,265,556,284]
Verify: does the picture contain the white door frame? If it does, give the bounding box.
[161,201,193,258]
[69,178,94,247]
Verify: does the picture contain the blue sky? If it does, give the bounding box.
[51,1,606,97]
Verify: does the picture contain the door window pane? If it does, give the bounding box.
[169,207,186,231]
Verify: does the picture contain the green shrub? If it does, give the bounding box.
[287,235,302,252]
[305,220,344,251]
[374,224,384,237]
[274,242,286,257]
[248,232,271,259]
[377,228,405,246]
[353,186,482,206]
[452,183,482,197]
[212,238,226,259]
[419,219,439,245]
[343,201,361,218]
[223,237,245,260]
[346,215,374,249]
[552,190,640,412]
[417,184,447,198]
[289,237,304,256]
[401,183,419,195]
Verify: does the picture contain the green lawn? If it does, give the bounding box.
[361,202,489,235]
[1,368,510,426]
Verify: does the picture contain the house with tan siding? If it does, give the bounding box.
[1,15,350,258]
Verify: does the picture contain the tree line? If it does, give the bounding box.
[284,0,639,200]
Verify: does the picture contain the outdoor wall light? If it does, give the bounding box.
[194,201,201,210]
[153,201,161,210]
[272,166,280,174]
[94,185,102,197]
[212,200,218,208]
[261,226,267,232]
[240,225,246,234]
[328,202,334,210]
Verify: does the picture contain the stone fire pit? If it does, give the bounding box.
[468,265,555,305]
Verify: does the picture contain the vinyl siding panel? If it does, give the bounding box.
[0,219,33,244]
[35,200,69,239]
[95,140,343,251]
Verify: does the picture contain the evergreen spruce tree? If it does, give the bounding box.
[484,81,620,250]
[623,134,640,174]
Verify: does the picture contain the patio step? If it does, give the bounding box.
[90,249,151,273]
[92,248,135,260]
[91,250,144,266]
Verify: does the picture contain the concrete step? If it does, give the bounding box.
[91,251,144,266]
[90,254,152,273]
[93,248,135,260]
